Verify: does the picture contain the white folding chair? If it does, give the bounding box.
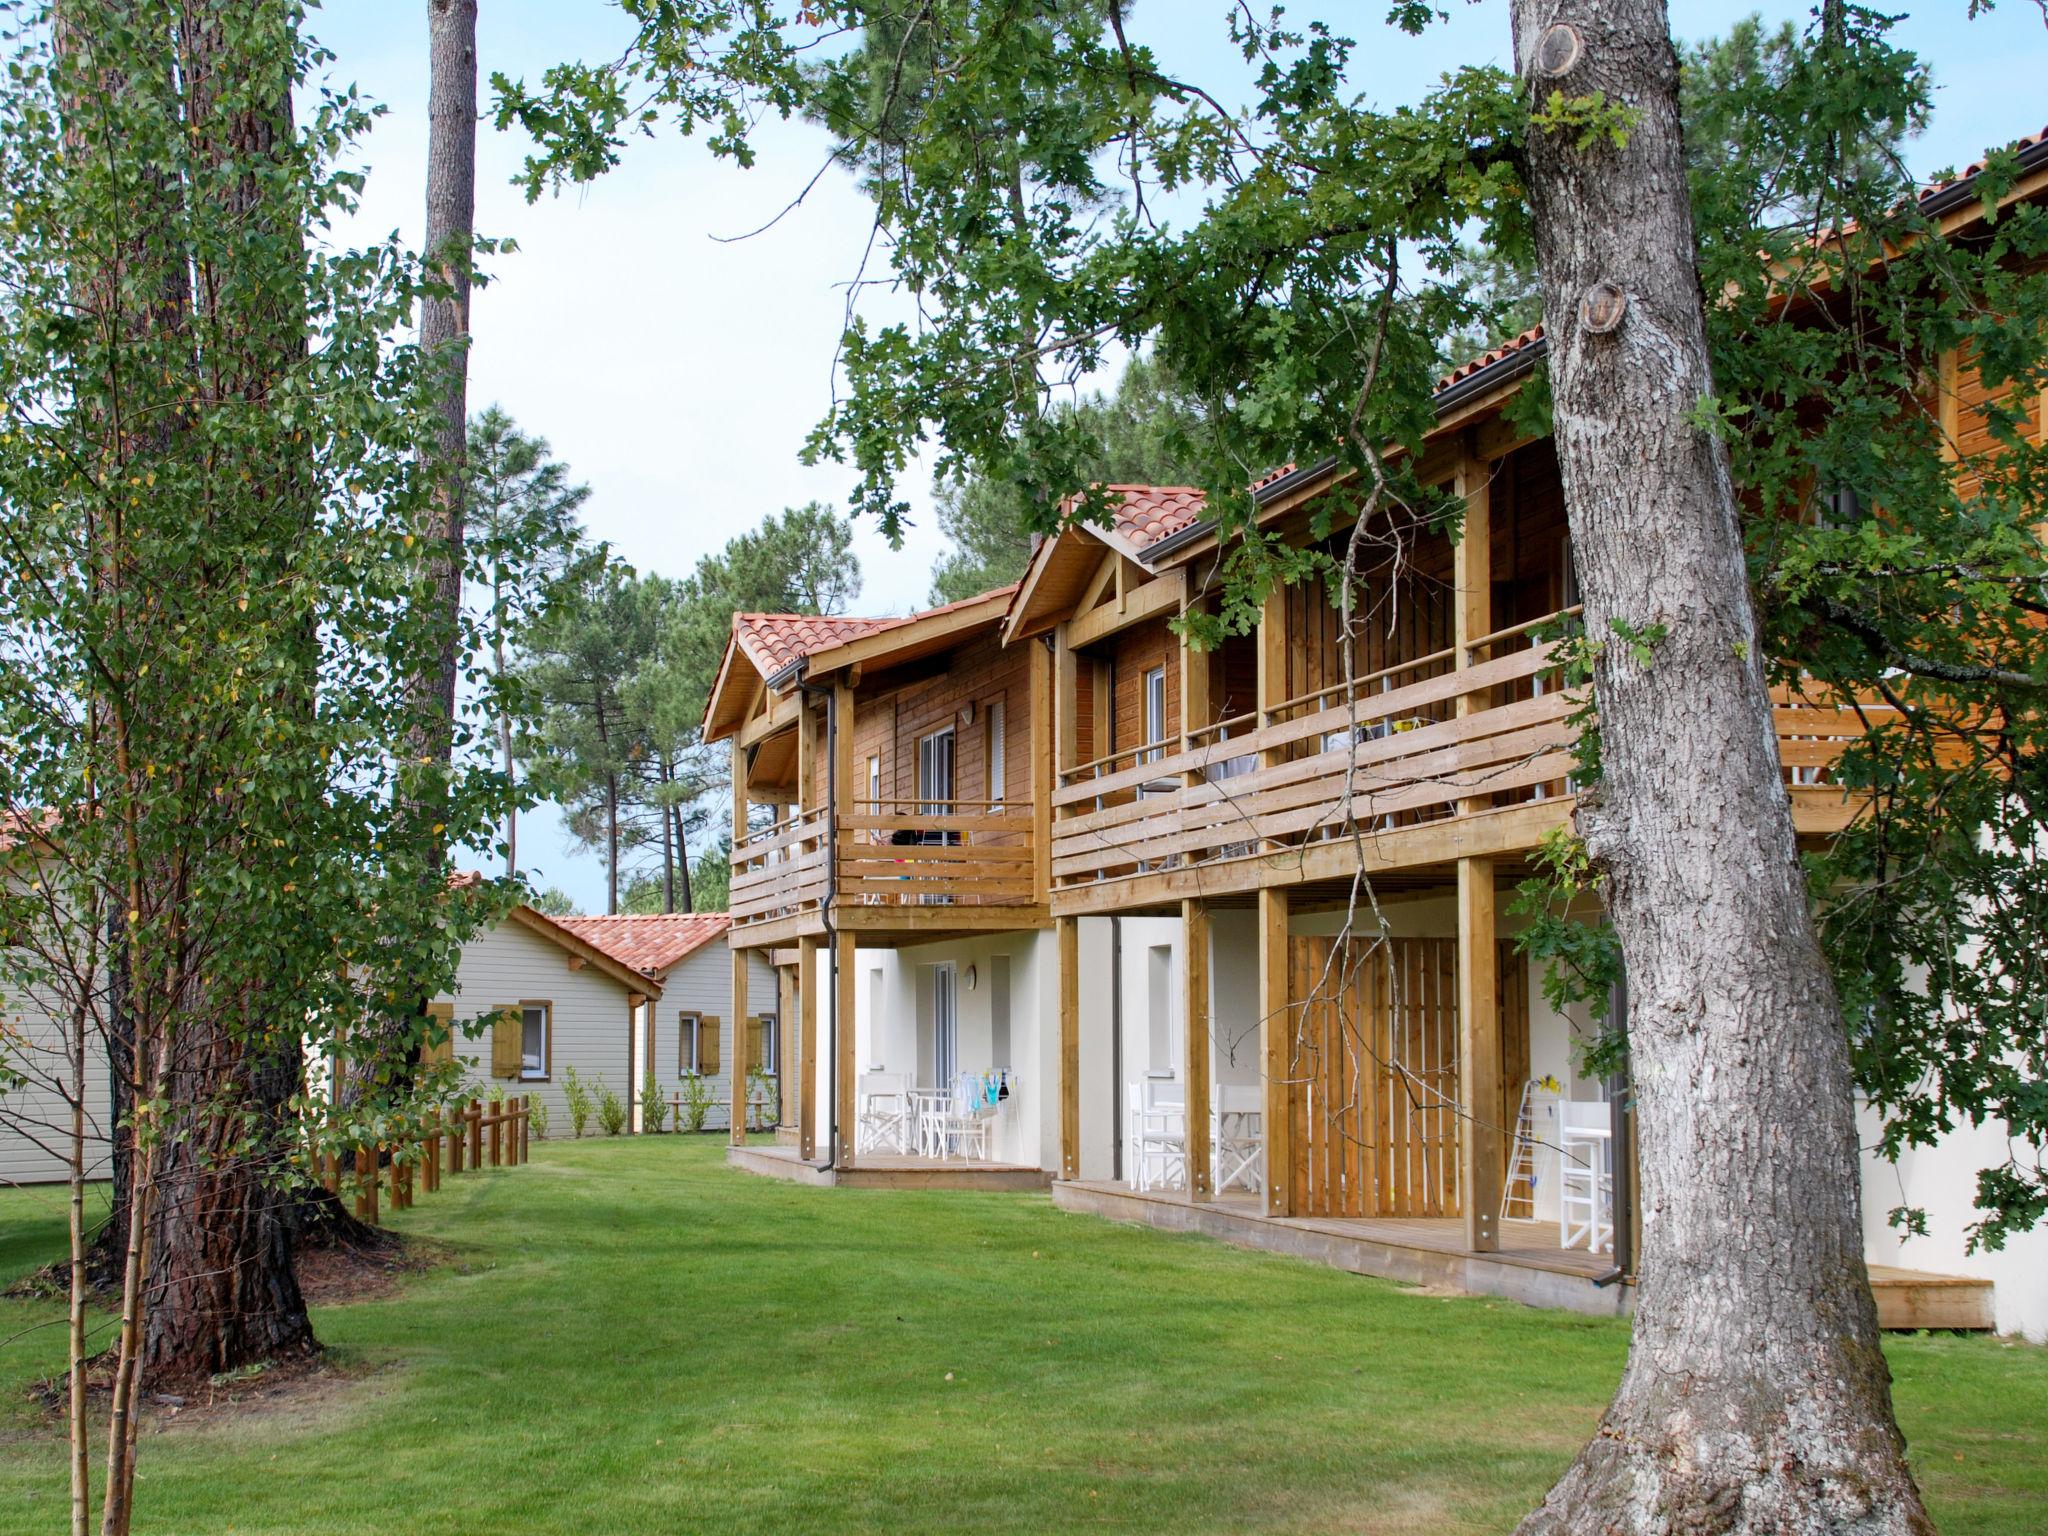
[1213,1083,1265,1195]
[856,1072,913,1154]
[1127,1080,1187,1191]
[1557,1099,1614,1253]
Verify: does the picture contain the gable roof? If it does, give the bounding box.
[799,582,1019,682]
[553,912,731,977]
[502,904,664,996]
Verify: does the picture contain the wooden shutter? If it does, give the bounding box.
[423,1001,455,1066]
[698,1015,721,1076]
[490,1006,522,1077]
[747,1016,766,1071]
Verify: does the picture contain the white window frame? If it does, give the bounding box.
[918,726,956,815]
[1143,666,1167,763]
[758,1011,780,1077]
[521,1002,551,1082]
[679,1010,703,1076]
[985,701,1007,806]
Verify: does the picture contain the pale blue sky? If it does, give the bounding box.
[308,1,2048,912]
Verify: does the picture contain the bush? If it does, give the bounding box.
[640,1077,670,1133]
[596,1077,627,1137]
[564,1066,593,1138]
[746,1070,776,1132]
[679,1074,711,1133]
[527,1097,550,1141]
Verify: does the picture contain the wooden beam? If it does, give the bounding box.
[737,689,799,750]
[776,963,795,1129]
[1255,581,1288,852]
[833,682,856,813]
[729,942,749,1147]
[796,693,815,809]
[798,936,820,1160]
[1458,857,1501,1251]
[1066,568,1186,649]
[1030,638,1054,903]
[1258,887,1293,1216]
[1183,899,1213,1201]
[833,928,857,1170]
[1057,915,1079,1181]
[1074,549,1117,619]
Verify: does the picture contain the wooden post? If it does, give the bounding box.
[1030,637,1054,903]
[1255,584,1289,852]
[833,928,857,1169]
[777,964,796,1129]
[322,1150,339,1196]
[1459,859,1503,1250]
[520,1098,531,1162]
[1454,441,1495,814]
[468,1097,483,1169]
[389,1147,404,1211]
[450,1110,465,1174]
[489,1101,502,1167]
[1057,915,1080,1181]
[1259,888,1294,1216]
[423,1114,438,1193]
[730,945,751,1147]
[798,935,820,1160]
[1183,899,1213,1201]
[506,1097,521,1165]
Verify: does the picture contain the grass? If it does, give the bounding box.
[0,1138,2042,1535]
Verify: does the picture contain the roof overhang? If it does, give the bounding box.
[504,904,664,997]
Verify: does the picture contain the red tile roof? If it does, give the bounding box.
[1918,124,2047,204]
[1438,325,1546,392]
[1058,483,1211,552]
[732,612,902,678]
[554,912,731,976]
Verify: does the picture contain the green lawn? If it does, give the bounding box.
[1,1139,2042,1535]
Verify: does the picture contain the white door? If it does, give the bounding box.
[918,726,955,817]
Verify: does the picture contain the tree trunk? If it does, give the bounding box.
[606,771,620,915]
[1506,1,1929,1530]
[497,618,517,875]
[660,758,676,913]
[674,800,694,914]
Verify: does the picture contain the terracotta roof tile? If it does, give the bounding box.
[553,913,731,976]
[732,613,902,678]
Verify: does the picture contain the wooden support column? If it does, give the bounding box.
[833,928,857,1169]
[1458,859,1502,1250]
[629,992,648,1134]
[1254,584,1289,851]
[1258,887,1293,1216]
[1182,899,1212,1201]
[798,936,820,1160]
[1454,436,1502,1250]
[1029,637,1054,903]
[1057,915,1080,1180]
[776,964,795,1129]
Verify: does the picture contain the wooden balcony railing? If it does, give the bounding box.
[729,799,1038,930]
[1050,609,1894,893]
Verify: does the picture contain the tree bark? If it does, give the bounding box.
[673,798,694,914]
[1506,1,1929,1530]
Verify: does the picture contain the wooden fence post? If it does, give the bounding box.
[468,1098,483,1168]
[357,1145,378,1225]
[488,1103,502,1167]
[519,1098,530,1162]
[425,1112,441,1194]
[450,1109,464,1174]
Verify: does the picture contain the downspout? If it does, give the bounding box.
[1110,915,1124,1182]
[1593,966,1633,1288]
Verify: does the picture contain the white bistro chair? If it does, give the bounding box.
[1213,1084,1266,1195]
[1558,1099,1615,1253]
[856,1072,913,1155]
[1127,1079,1188,1191]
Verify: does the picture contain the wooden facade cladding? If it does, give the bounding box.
[726,624,1050,943]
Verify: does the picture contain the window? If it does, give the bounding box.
[931,963,958,1087]
[679,1012,703,1075]
[521,1002,550,1081]
[757,1012,780,1076]
[985,701,1007,806]
[867,754,881,811]
[1143,666,1167,762]
[918,726,955,815]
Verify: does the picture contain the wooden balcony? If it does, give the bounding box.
[729,799,1047,947]
[1049,610,1893,914]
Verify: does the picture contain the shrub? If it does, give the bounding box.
[746,1069,776,1132]
[679,1073,711,1133]
[564,1065,593,1138]
[596,1077,627,1137]
[640,1077,670,1134]
[527,1097,550,1141]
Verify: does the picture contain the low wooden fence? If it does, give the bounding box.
[311,1096,532,1226]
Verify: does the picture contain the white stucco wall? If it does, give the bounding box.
[850,929,1057,1168]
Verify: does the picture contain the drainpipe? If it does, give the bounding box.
[1593,967,1633,1288]
[1110,916,1124,1182]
